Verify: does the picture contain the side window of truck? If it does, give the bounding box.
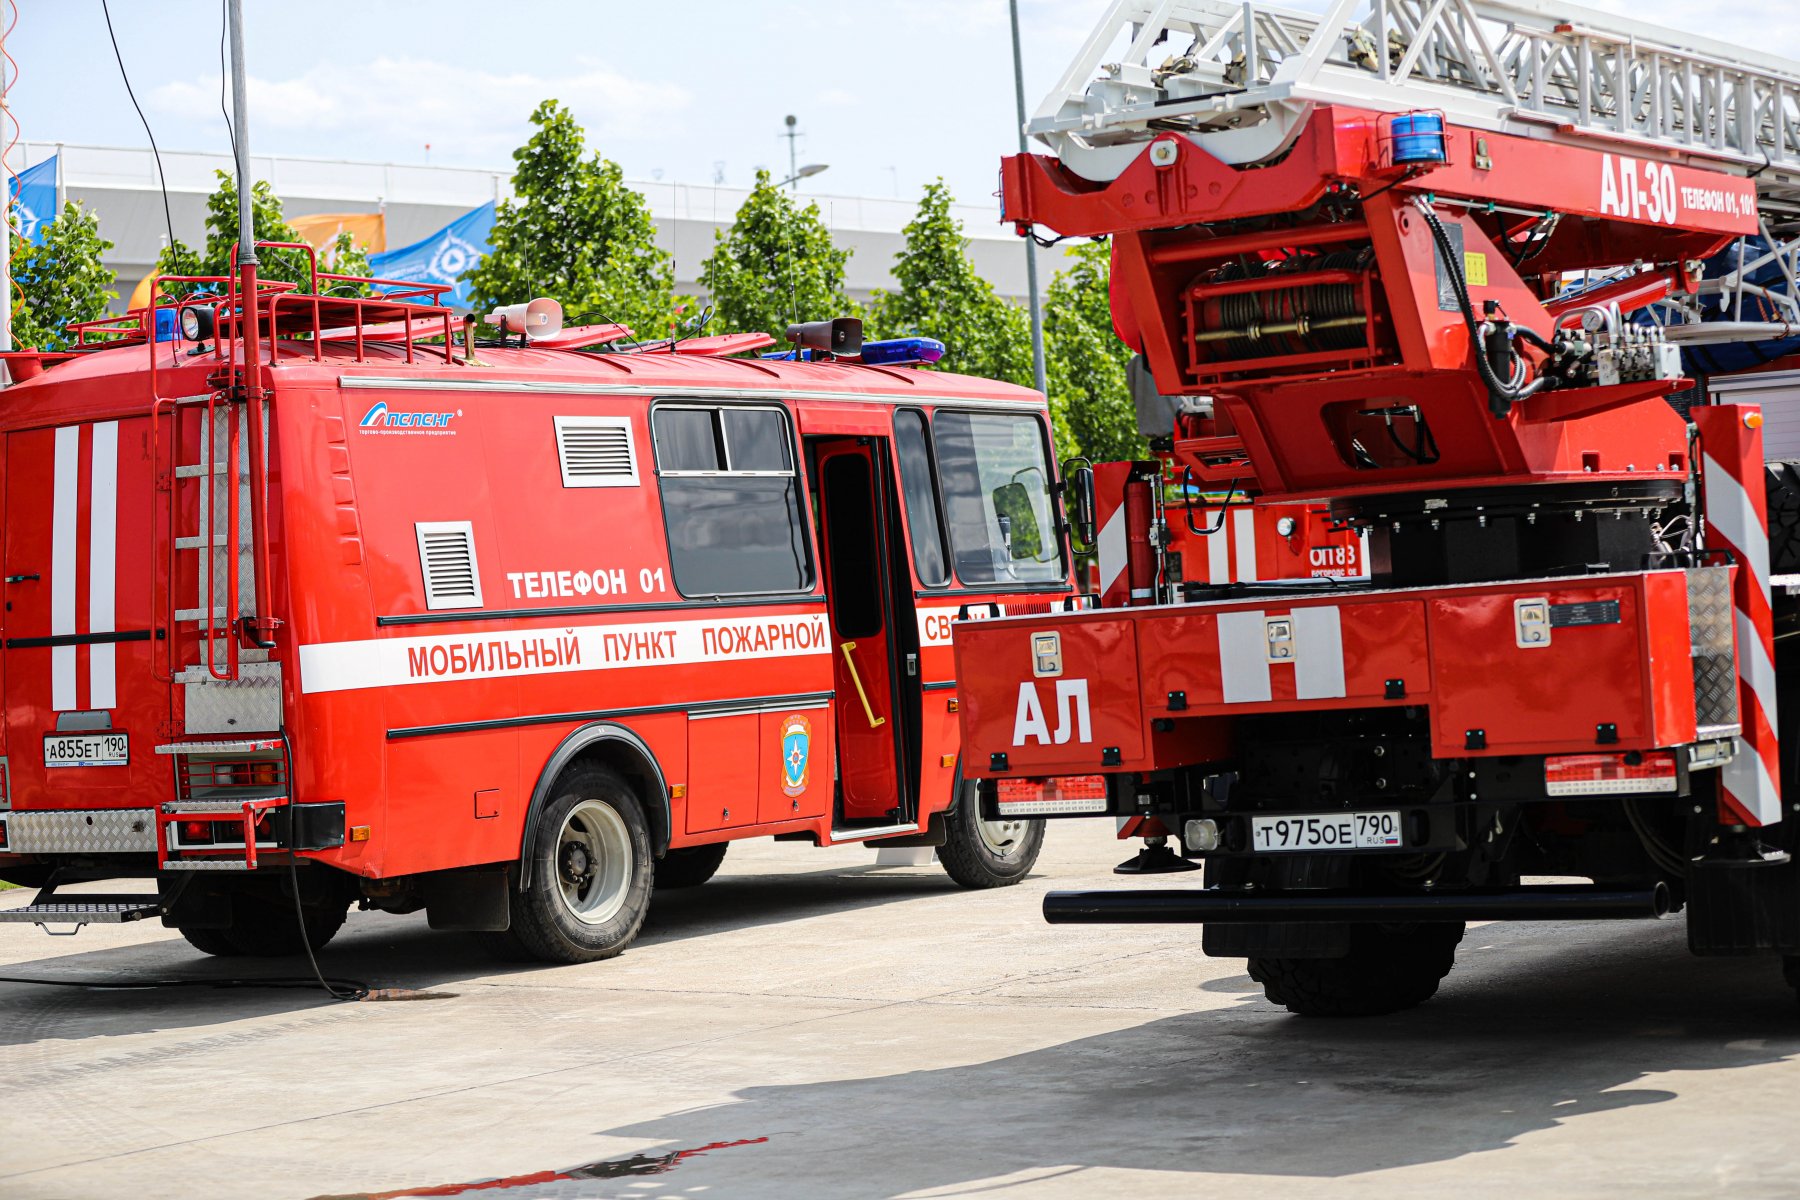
[894,409,951,588]
[651,403,813,597]
[932,410,1064,585]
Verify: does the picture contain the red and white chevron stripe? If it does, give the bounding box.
[1696,405,1781,827]
[48,420,121,713]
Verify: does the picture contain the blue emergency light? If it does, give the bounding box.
[859,337,945,366]
[761,337,948,367]
[1389,112,1447,166]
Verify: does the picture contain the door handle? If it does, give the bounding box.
[839,641,887,729]
[5,574,39,584]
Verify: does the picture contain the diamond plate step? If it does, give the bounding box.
[155,738,283,755]
[0,896,162,924]
[162,795,288,813]
[159,860,252,872]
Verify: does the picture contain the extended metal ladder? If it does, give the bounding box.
[1032,0,1800,214]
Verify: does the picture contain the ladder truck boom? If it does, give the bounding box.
[955,0,1800,1014]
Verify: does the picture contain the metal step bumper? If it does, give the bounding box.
[0,892,162,931]
[1042,883,1674,925]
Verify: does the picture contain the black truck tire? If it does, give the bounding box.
[655,842,729,889]
[177,924,246,957]
[178,891,350,958]
[482,764,653,964]
[939,786,1044,889]
[1249,921,1465,1017]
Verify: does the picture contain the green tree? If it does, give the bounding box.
[869,179,1034,388]
[153,170,365,294]
[467,99,676,337]
[703,169,852,344]
[11,202,116,350]
[1044,240,1143,464]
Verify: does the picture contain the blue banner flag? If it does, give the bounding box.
[368,200,496,310]
[11,156,57,244]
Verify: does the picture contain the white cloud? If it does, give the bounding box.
[150,56,691,161]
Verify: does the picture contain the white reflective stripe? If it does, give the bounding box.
[1206,519,1230,584]
[88,422,119,710]
[1097,507,1127,596]
[916,606,961,648]
[1290,605,1347,699]
[1217,609,1271,703]
[1232,508,1258,582]
[1735,609,1779,739]
[1704,453,1772,596]
[1723,736,1783,825]
[50,426,80,712]
[298,612,832,695]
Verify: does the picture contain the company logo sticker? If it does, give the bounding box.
[358,401,461,435]
[780,714,812,796]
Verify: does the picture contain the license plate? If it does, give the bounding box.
[1251,810,1402,852]
[43,733,130,769]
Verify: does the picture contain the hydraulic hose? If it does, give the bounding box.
[1414,197,1547,418]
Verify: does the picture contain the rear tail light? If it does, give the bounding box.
[177,753,286,799]
[1544,751,1678,796]
[180,820,215,844]
[996,774,1109,814]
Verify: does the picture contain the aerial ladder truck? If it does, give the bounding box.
[955,0,1800,1013]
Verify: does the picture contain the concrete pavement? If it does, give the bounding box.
[3,822,1799,1199]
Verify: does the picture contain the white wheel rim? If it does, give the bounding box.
[977,816,1029,858]
[554,799,633,926]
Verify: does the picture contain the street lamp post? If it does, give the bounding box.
[1009,0,1048,396]
[783,115,802,191]
[778,164,829,188]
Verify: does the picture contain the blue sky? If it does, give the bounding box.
[9,1,1108,207]
[9,0,1778,207]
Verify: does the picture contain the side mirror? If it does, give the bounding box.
[991,481,1042,560]
[1065,466,1096,551]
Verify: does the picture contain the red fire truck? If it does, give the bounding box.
[955,0,1800,1014]
[0,257,1078,964]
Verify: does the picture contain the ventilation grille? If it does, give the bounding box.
[555,416,638,488]
[415,521,483,611]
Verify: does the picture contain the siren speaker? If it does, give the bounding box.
[785,316,863,355]
[485,298,565,342]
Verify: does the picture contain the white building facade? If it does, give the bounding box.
[18,142,1035,312]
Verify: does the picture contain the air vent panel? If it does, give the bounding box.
[555,415,638,488]
[415,521,483,611]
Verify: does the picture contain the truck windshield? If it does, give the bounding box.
[932,411,1063,585]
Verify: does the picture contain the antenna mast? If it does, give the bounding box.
[227,0,255,270]
[224,0,279,650]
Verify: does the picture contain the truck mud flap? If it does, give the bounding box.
[424,868,511,932]
[1202,854,1352,959]
[1687,860,1800,954]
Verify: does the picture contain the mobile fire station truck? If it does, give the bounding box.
[955,0,1800,1014]
[0,246,1088,963]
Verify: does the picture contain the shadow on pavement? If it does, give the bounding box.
[0,862,971,1047]
[588,921,1800,1193]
